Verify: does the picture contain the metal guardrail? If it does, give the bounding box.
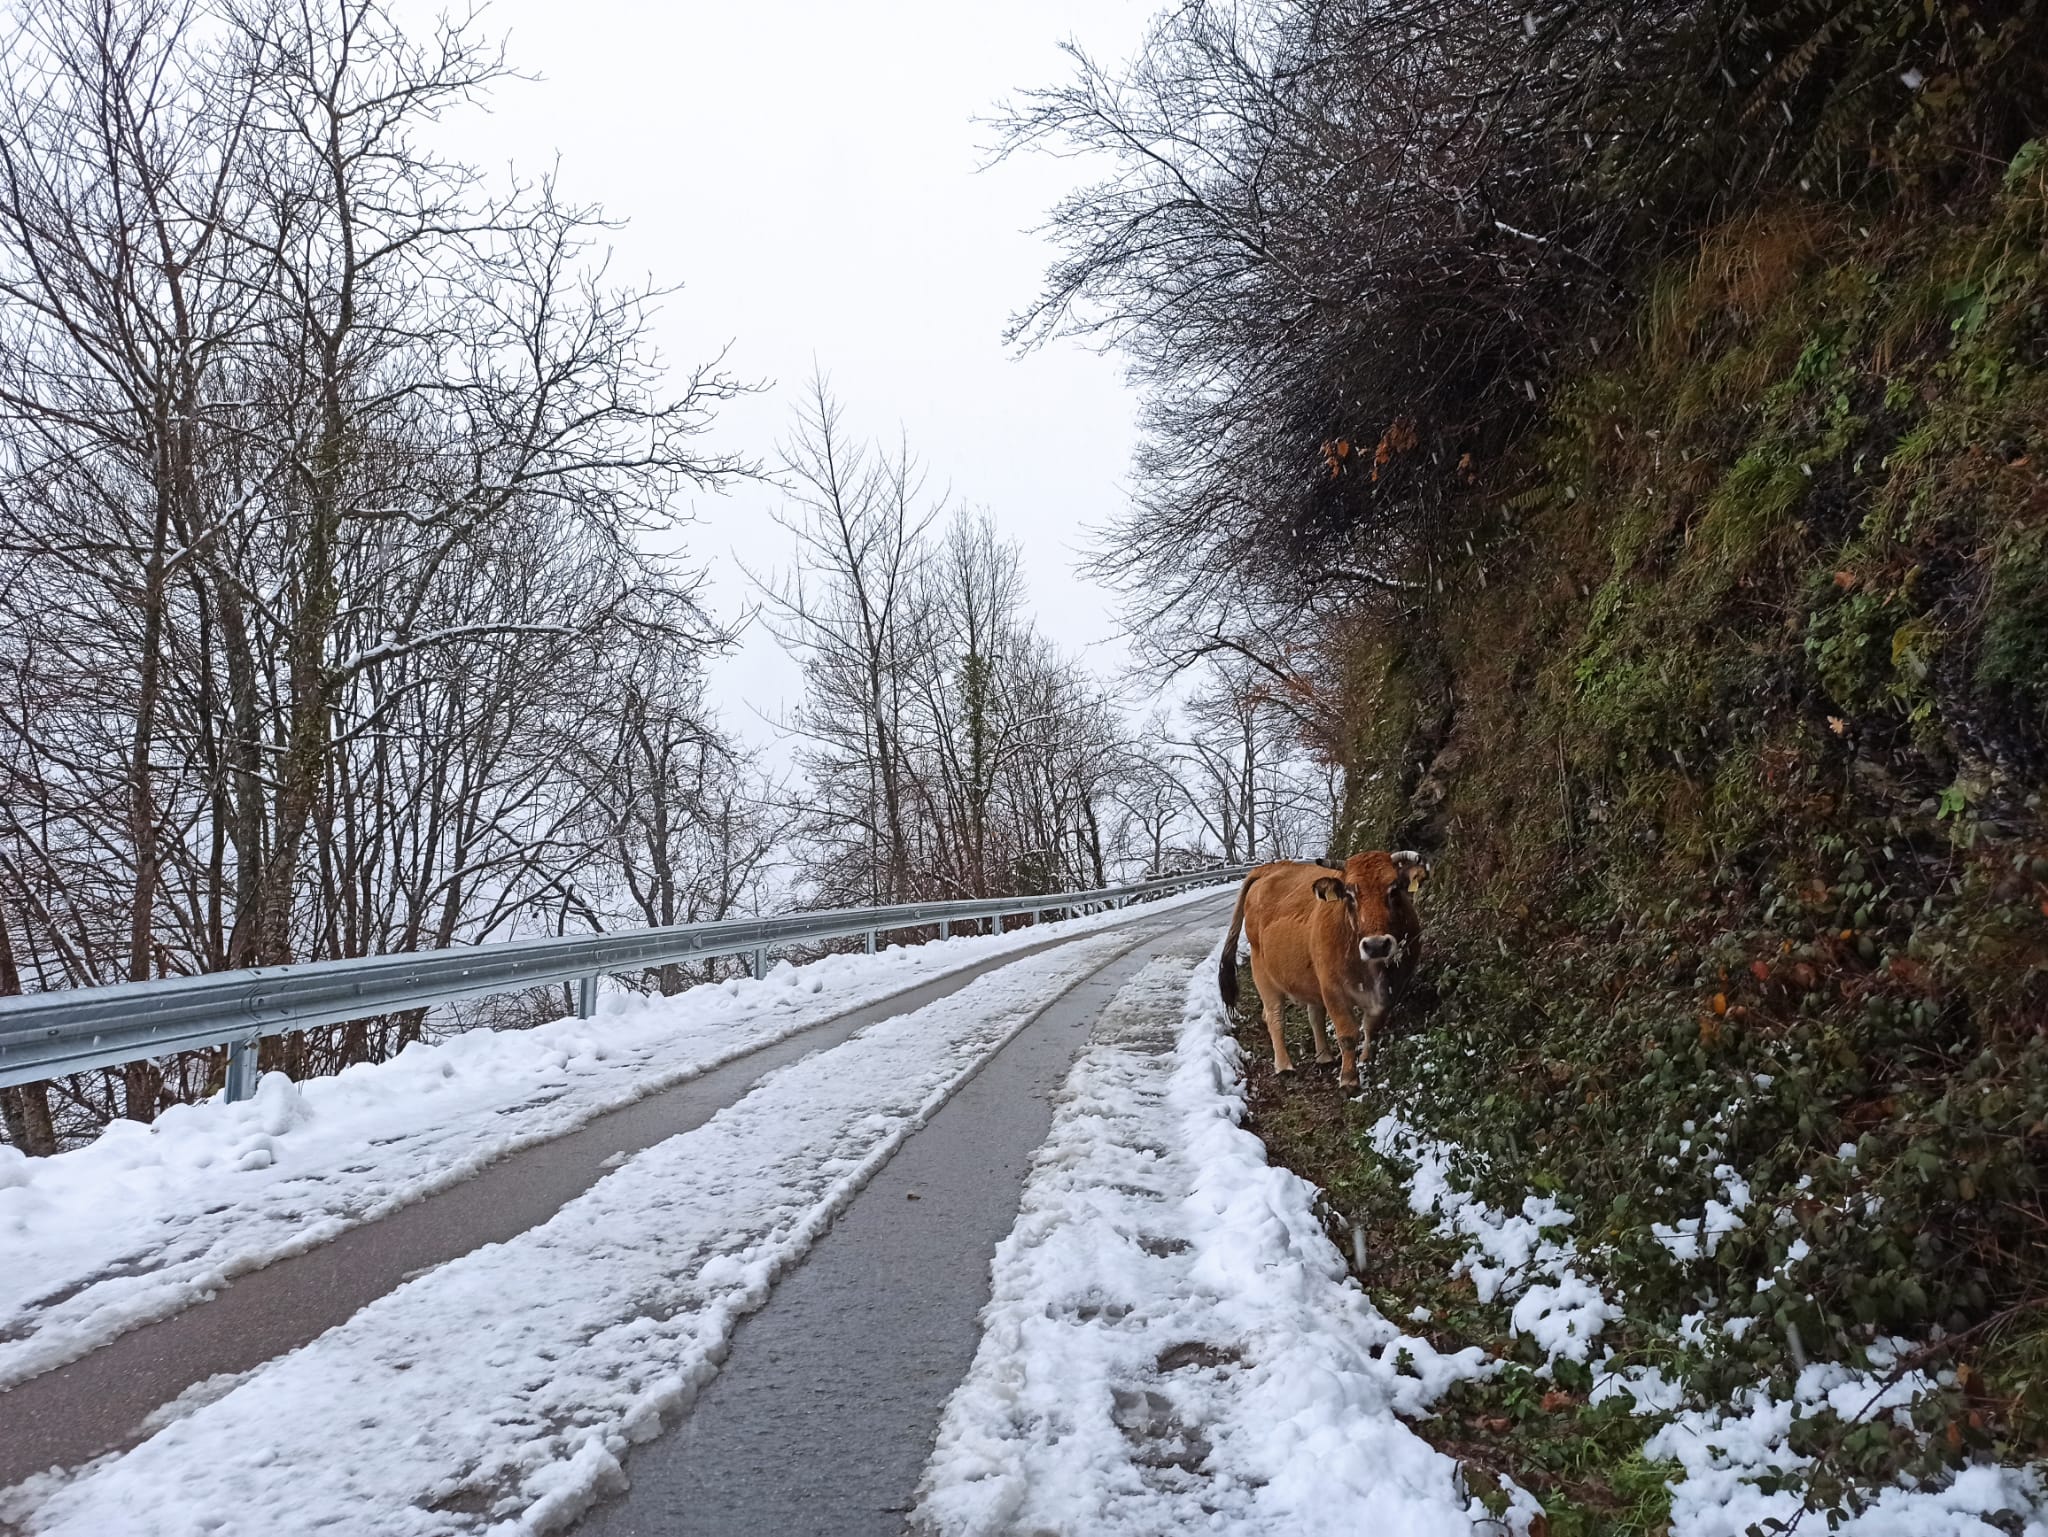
[0,865,1251,1101]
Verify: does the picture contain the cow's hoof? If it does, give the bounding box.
[1338,1078,1360,1093]
[1314,1056,1337,1069]
[1275,1064,1297,1078]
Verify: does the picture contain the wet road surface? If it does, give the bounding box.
[0,908,1215,1491]
[577,908,1224,1537]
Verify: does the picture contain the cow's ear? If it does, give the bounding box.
[1312,876,1344,902]
[1392,851,1431,895]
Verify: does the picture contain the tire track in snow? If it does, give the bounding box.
[914,948,1496,1537]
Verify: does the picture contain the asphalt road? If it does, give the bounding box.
[0,898,1226,1502]
[576,908,1225,1537]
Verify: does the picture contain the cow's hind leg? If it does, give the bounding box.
[1252,966,1296,1076]
[1306,1001,1336,1066]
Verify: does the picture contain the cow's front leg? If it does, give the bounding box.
[1355,978,1389,1073]
[1306,1001,1336,1066]
[1322,985,1360,1090]
[1261,990,1296,1076]
[1357,1000,1380,1074]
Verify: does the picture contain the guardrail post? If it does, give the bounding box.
[575,973,598,1019]
[864,929,876,955]
[752,945,767,979]
[939,917,950,939]
[224,1035,260,1103]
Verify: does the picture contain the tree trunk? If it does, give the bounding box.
[1081,792,1107,888]
[0,912,56,1155]
[120,478,176,1124]
[211,558,268,969]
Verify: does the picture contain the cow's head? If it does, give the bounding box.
[1312,874,1402,970]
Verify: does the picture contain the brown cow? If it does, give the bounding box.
[1217,851,1428,1090]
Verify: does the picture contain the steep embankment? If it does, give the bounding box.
[1253,146,2048,1530]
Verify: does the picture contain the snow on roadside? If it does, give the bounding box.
[1368,1114,1619,1365]
[1,923,1169,1536]
[0,887,1223,1391]
[1645,1358,2048,1537]
[913,947,1494,1537]
[1368,1121,2048,1536]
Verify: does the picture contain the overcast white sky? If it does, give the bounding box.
[434,0,1155,761]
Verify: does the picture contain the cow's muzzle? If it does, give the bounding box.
[1358,933,1398,963]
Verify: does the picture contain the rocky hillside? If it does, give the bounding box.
[1309,144,2048,1530]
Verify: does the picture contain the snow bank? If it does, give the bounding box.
[914,946,1495,1537]
[0,887,1221,1391]
[1368,1114,1619,1363]
[1370,1119,2048,1536]
[1,924,1165,1536]
[1645,1360,2048,1537]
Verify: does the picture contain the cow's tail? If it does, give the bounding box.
[1218,872,1255,1008]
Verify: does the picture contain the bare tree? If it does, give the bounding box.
[1168,659,1334,863]
[572,634,790,994]
[909,509,1023,898]
[761,382,1226,909]
[0,0,754,1148]
[1000,0,2045,741]
[756,372,937,907]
